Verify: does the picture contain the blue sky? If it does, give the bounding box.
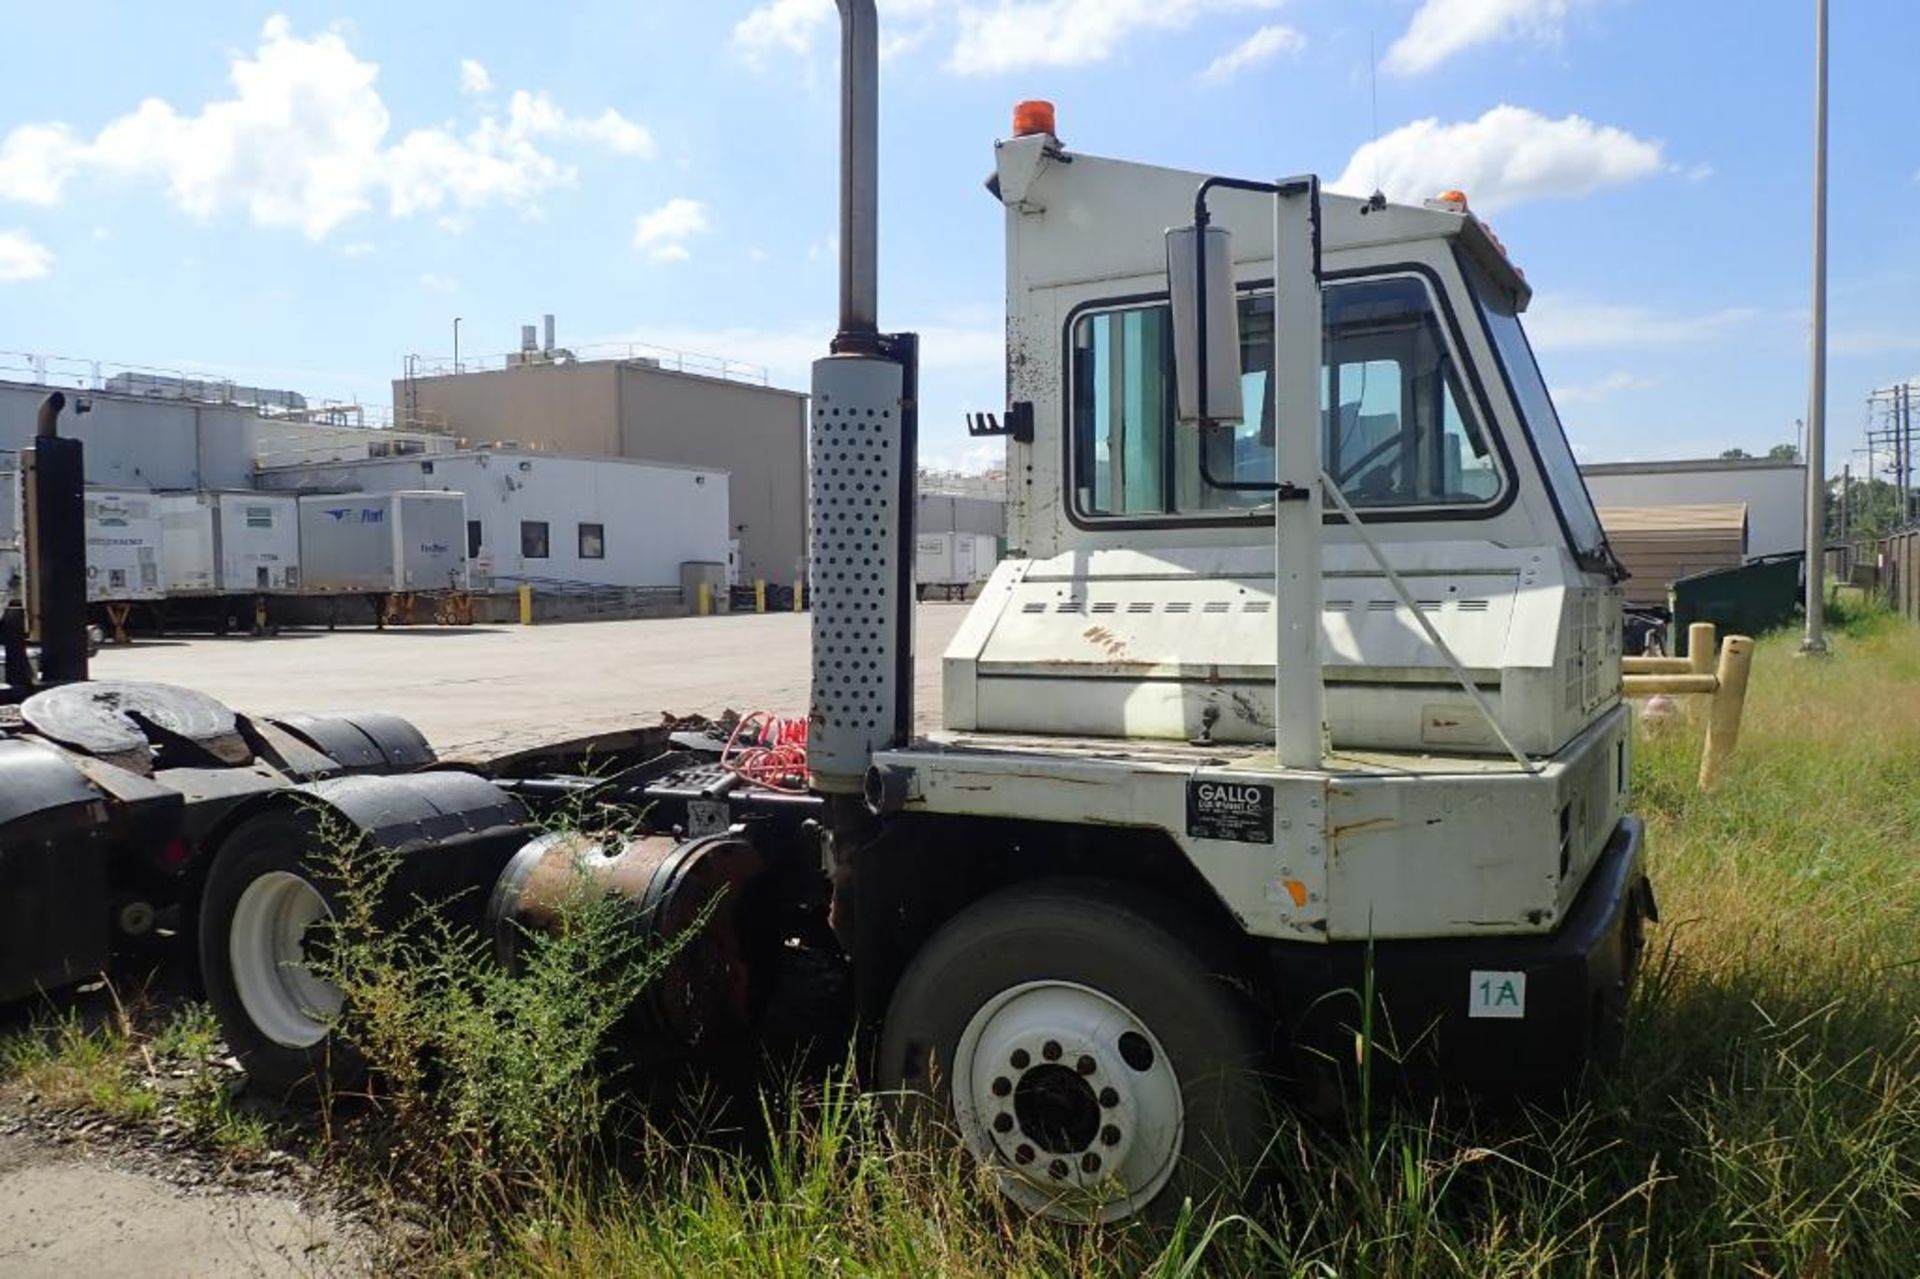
[1,1,1915,476]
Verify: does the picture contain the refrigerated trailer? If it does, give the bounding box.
[83,489,164,605]
[158,492,302,596]
[0,1,1651,1230]
[1,453,18,605]
[914,531,996,600]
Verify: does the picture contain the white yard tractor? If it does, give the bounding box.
[0,0,1653,1229]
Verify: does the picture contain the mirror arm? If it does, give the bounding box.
[1190,175,1283,429]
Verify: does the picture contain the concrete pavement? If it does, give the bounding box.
[88,604,969,758]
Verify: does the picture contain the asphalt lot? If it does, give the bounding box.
[87,603,969,759]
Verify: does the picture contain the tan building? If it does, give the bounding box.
[392,355,807,584]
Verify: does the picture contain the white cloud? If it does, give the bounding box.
[418,272,459,293]
[1525,298,1759,352]
[1202,23,1305,82]
[0,123,83,205]
[1551,370,1657,405]
[499,89,653,157]
[733,0,943,68]
[459,59,493,95]
[1385,0,1588,76]
[338,240,376,257]
[1830,329,1920,358]
[732,0,1269,74]
[949,0,1280,74]
[922,438,1007,474]
[0,17,655,239]
[1330,105,1664,213]
[734,0,829,65]
[633,197,709,261]
[0,229,53,281]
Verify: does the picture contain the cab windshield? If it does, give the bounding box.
[1461,256,1610,560]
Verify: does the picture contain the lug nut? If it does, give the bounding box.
[1015,1144,1034,1165]
[1101,1124,1121,1146]
[1010,1049,1030,1070]
[1042,1040,1062,1061]
[993,1113,1014,1134]
[1098,1087,1119,1108]
[991,1076,1011,1097]
[1081,1152,1102,1174]
[1049,1158,1070,1180]
[1075,1055,1096,1075]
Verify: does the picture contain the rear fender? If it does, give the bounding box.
[267,712,436,774]
[200,770,531,939]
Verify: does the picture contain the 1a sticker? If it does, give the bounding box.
[1468,970,1526,1019]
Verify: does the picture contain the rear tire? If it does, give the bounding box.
[877,879,1271,1224]
[198,809,363,1101]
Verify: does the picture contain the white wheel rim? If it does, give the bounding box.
[952,980,1183,1223]
[229,870,343,1049]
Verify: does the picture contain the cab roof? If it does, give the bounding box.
[992,134,1533,309]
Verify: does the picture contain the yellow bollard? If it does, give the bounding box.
[793,577,804,612]
[755,578,767,614]
[697,581,712,616]
[1698,635,1754,792]
[518,583,534,626]
[1687,622,1716,674]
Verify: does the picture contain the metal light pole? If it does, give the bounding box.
[453,317,463,375]
[1799,0,1830,655]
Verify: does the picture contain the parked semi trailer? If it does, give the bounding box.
[158,491,302,597]
[0,2,1651,1226]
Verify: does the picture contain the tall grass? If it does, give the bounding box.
[466,607,1919,1276]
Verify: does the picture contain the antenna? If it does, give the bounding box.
[1368,30,1383,200]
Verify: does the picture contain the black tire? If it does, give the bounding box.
[877,879,1271,1224]
[197,808,365,1101]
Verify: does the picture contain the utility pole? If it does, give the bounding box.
[1889,386,1904,530]
[453,316,463,376]
[1800,0,1830,655]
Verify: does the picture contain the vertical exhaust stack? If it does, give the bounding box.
[808,0,918,794]
[832,0,880,348]
[23,392,89,684]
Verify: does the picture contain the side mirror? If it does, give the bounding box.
[1167,223,1243,428]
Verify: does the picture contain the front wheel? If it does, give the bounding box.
[198,809,362,1100]
[877,880,1272,1224]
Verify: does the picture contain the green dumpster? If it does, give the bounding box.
[1670,553,1803,656]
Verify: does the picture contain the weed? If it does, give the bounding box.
[305,806,693,1227]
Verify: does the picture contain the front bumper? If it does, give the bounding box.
[1268,816,1654,1096]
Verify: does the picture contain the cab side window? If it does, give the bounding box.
[1070,275,1501,519]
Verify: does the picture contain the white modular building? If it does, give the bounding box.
[296,491,469,595]
[259,450,729,590]
[158,492,302,596]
